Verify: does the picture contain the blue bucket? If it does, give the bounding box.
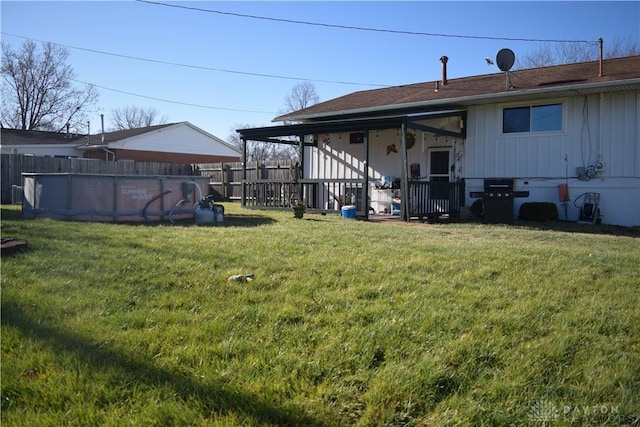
[341,205,357,219]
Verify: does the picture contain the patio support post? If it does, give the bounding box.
[363,128,370,219]
[298,134,305,202]
[241,136,247,206]
[400,119,409,221]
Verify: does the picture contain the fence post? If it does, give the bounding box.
[221,163,227,201]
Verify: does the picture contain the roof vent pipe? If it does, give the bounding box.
[100,113,105,144]
[598,38,604,77]
[440,56,449,85]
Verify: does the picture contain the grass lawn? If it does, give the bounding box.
[1,203,639,426]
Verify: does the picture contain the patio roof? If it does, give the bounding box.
[237,110,466,144]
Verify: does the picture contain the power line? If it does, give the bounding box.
[71,78,277,114]
[136,0,595,44]
[1,32,390,88]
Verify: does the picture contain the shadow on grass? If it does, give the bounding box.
[1,206,277,228]
[166,214,277,228]
[514,220,640,238]
[1,300,327,426]
[1,206,22,221]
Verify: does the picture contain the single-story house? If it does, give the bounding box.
[238,54,640,227]
[0,128,86,158]
[2,122,241,164]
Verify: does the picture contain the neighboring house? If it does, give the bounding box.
[0,128,86,157]
[80,122,241,163]
[1,122,241,164]
[238,55,640,227]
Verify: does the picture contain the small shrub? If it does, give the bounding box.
[519,202,559,221]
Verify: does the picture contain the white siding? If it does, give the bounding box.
[464,90,640,226]
[307,117,463,183]
[466,100,570,179]
[466,92,640,180]
[602,91,640,178]
[1,144,81,157]
[112,123,240,157]
[305,90,639,226]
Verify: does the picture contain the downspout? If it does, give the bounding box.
[100,115,115,160]
[103,147,116,161]
[597,39,605,172]
[598,92,604,169]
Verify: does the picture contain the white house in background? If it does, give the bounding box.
[0,128,85,157]
[1,122,241,164]
[238,55,640,227]
[80,122,241,163]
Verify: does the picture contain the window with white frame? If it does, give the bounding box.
[502,103,563,133]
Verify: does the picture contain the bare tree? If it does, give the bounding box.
[109,106,169,130]
[275,82,321,160]
[519,37,639,69]
[229,124,285,162]
[229,84,320,162]
[283,81,320,113]
[1,41,98,131]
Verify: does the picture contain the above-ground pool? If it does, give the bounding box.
[22,173,210,223]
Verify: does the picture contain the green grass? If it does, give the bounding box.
[2,204,639,426]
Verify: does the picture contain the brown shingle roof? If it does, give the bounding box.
[275,56,640,122]
[84,123,175,145]
[1,123,177,147]
[1,128,86,145]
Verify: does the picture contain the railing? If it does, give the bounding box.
[243,179,464,220]
[243,179,366,213]
[407,180,464,220]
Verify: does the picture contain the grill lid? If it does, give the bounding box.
[484,178,515,191]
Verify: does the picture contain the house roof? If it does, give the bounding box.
[3,122,240,155]
[275,55,640,122]
[0,128,86,146]
[82,123,175,146]
[76,121,241,156]
[1,123,176,147]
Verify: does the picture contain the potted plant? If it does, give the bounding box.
[291,199,306,219]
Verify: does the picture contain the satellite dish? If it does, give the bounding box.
[496,48,515,72]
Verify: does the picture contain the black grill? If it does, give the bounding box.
[470,178,529,223]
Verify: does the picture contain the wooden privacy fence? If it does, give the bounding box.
[198,160,295,202]
[1,154,295,204]
[1,154,197,204]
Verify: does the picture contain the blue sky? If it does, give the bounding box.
[2,1,639,141]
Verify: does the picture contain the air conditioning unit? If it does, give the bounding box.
[11,185,23,205]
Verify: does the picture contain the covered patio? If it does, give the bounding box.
[237,111,466,221]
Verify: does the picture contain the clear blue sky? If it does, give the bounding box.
[2,1,639,141]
